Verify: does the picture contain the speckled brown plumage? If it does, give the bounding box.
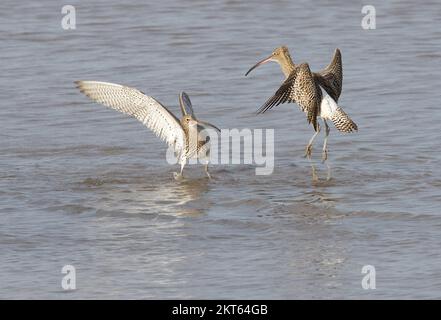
[331,107,357,133]
[249,47,356,134]
[313,48,343,102]
[256,63,322,132]
[245,46,358,180]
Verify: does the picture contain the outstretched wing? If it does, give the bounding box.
[255,70,297,115]
[179,92,195,118]
[256,63,322,131]
[314,48,342,102]
[75,81,185,153]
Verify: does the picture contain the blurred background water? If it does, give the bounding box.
[1,0,441,299]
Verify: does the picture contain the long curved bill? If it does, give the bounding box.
[197,120,221,132]
[245,55,273,76]
[179,92,195,118]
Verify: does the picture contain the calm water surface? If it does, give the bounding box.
[1,0,441,299]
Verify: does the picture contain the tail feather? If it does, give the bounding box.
[331,107,358,133]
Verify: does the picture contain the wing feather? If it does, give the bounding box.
[256,63,321,131]
[75,81,185,153]
[256,71,297,114]
[179,92,195,117]
[313,48,342,102]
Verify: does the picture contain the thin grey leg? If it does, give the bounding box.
[173,161,186,180]
[322,120,330,162]
[204,163,212,180]
[322,120,331,180]
[303,125,319,181]
[304,124,320,158]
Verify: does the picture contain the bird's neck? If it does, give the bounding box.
[181,121,198,144]
[278,53,296,79]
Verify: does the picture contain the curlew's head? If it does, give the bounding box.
[245,46,295,78]
[181,114,198,128]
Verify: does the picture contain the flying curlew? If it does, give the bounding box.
[75,81,220,180]
[245,46,357,180]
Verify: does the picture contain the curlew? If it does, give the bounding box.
[75,81,220,180]
[245,46,357,180]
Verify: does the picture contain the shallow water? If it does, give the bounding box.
[1,0,441,299]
